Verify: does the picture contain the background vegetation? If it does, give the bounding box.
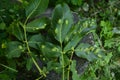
[0,0,120,80]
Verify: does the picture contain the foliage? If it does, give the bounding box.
[0,0,120,80]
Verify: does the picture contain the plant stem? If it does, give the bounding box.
[62,52,65,80]
[0,63,18,72]
[67,51,74,80]
[59,19,65,80]
[21,0,46,77]
[22,22,46,77]
[61,42,65,80]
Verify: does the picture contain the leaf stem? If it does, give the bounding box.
[25,0,42,25]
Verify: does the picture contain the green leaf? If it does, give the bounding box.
[52,3,73,43]
[75,51,97,62]
[8,21,24,41]
[26,18,47,32]
[104,52,112,64]
[75,43,97,62]
[104,39,114,48]
[75,43,91,49]
[118,45,120,52]
[59,55,69,67]
[81,19,97,33]
[25,0,49,18]
[26,58,33,71]
[6,41,25,58]
[118,10,120,15]
[82,3,89,12]
[70,60,80,80]
[100,21,106,27]
[100,21,113,39]
[28,34,44,49]
[64,19,96,52]
[64,22,81,43]
[64,33,82,52]
[0,22,6,30]
[40,42,61,58]
[0,74,10,80]
[7,59,17,72]
[71,0,83,6]
[47,61,61,72]
[113,27,120,34]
